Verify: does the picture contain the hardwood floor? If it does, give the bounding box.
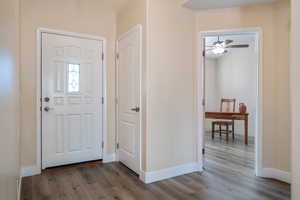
[21,135,290,200]
[204,133,255,176]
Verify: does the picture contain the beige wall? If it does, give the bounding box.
[20,0,119,167]
[291,0,300,198]
[0,0,21,199]
[147,0,197,171]
[116,0,148,171]
[117,0,147,36]
[196,0,291,171]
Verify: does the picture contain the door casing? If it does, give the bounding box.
[115,25,143,175]
[36,28,108,173]
[197,28,263,176]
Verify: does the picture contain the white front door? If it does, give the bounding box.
[116,26,141,174]
[42,33,103,169]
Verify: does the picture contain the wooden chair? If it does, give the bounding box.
[212,99,236,141]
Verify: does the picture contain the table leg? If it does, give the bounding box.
[245,117,248,145]
[212,123,215,139]
[226,124,229,141]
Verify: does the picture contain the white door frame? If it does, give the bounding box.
[197,28,263,176]
[36,28,108,172]
[115,25,143,175]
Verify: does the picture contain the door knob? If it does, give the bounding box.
[44,106,52,112]
[131,107,140,112]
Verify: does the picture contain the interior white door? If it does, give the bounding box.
[42,33,103,169]
[117,26,141,174]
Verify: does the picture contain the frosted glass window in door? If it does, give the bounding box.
[68,63,80,93]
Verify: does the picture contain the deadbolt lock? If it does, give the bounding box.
[44,97,50,102]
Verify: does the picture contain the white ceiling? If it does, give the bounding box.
[182,0,277,10]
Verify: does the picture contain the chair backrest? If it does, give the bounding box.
[220,98,236,112]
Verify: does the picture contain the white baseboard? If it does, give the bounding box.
[21,166,41,178]
[103,153,116,163]
[21,155,116,177]
[140,162,203,184]
[259,168,291,183]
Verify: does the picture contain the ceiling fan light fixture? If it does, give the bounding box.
[212,46,225,54]
[215,43,224,48]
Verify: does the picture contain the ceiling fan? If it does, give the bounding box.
[206,36,250,55]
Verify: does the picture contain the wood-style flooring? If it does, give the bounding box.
[204,133,255,176]
[21,135,290,200]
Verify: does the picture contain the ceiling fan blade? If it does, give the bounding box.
[226,44,249,48]
[225,40,233,45]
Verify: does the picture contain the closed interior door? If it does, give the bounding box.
[117,26,141,174]
[42,33,103,169]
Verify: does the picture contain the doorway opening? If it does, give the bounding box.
[199,29,263,177]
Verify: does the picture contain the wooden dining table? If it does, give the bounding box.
[205,112,249,145]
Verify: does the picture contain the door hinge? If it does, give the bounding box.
[116,53,119,60]
[102,53,104,61]
[102,141,104,149]
[116,143,119,149]
[101,97,104,104]
[202,50,206,57]
[40,106,42,112]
